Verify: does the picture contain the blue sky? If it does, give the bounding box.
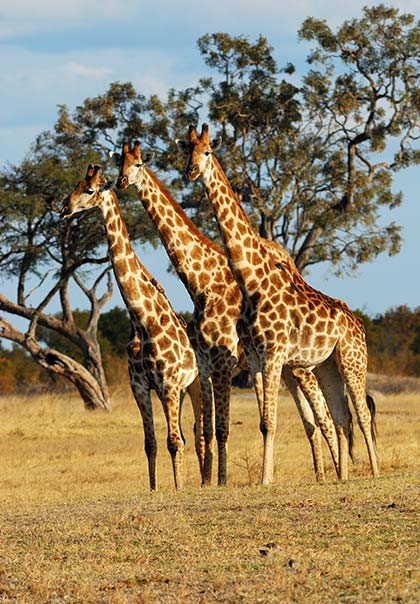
[1,0,419,318]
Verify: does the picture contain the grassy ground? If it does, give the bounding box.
[0,384,419,603]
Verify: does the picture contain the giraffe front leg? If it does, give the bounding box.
[131,384,157,491]
[259,361,282,486]
[162,388,185,490]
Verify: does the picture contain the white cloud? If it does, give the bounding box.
[1,1,416,41]
[0,0,139,23]
[0,44,201,163]
[65,62,112,79]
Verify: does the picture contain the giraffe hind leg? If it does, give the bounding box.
[315,355,353,481]
[290,366,340,480]
[366,392,378,445]
[161,387,185,490]
[335,348,379,478]
[282,366,325,482]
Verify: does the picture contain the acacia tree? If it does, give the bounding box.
[293,4,420,271]
[0,138,157,409]
[55,5,420,277]
[194,5,420,273]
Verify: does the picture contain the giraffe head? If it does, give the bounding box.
[112,141,154,191]
[176,123,221,181]
[60,164,110,219]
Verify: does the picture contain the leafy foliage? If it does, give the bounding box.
[51,6,420,275]
[357,305,420,376]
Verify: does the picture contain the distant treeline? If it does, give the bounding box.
[0,305,419,394]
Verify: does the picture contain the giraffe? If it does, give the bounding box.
[60,163,205,491]
[177,123,379,485]
[112,140,343,485]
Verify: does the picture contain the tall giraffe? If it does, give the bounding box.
[113,140,342,484]
[60,163,204,491]
[178,124,379,485]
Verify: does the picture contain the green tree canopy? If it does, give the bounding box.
[53,5,420,276]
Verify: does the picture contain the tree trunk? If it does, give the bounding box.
[0,316,110,410]
[38,348,110,410]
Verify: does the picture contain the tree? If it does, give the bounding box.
[356,305,420,376]
[294,4,420,271]
[54,6,420,276]
[0,140,157,409]
[192,7,420,274]
[3,6,420,403]
[98,306,130,357]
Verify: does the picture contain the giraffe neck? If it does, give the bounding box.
[202,156,268,296]
[100,190,172,322]
[132,166,225,300]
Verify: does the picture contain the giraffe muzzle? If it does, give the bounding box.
[60,201,71,220]
[186,165,200,180]
[117,175,129,190]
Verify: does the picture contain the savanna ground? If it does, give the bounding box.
[0,377,419,604]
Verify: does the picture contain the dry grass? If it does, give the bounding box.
[0,384,419,603]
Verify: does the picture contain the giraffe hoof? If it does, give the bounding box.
[265,542,281,550]
[259,542,281,556]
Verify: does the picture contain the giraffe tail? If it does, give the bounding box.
[347,396,355,463]
[366,392,377,445]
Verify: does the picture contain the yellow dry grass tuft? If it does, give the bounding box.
[0,385,419,603]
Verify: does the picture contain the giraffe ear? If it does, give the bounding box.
[99,180,113,191]
[175,139,188,153]
[211,137,222,151]
[141,150,154,165]
[109,150,121,166]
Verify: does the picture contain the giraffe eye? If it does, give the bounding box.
[205,151,211,157]
[86,189,95,195]
[135,163,142,168]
